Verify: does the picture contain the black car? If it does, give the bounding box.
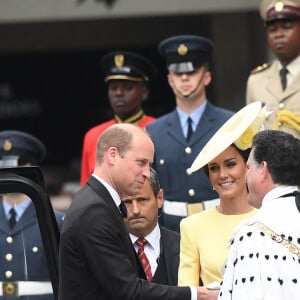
[0,166,60,299]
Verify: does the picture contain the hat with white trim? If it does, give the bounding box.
[260,0,300,23]
[190,102,268,173]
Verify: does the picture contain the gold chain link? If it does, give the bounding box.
[255,222,300,258]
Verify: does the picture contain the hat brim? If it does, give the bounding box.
[190,101,262,173]
[168,62,196,73]
[104,75,147,82]
[266,14,300,24]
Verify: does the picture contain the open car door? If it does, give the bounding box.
[0,166,60,299]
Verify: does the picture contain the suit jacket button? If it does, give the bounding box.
[6,237,13,244]
[5,253,13,262]
[32,246,39,253]
[186,168,192,175]
[5,271,13,279]
[188,189,195,197]
[185,147,192,154]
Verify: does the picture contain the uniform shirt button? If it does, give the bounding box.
[5,271,13,279]
[6,237,13,244]
[5,253,13,262]
[278,103,284,109]
[188,189,195,197]
[32,246,39,253]
[159,159,165,165]
[186,168,192,175]
[185,147,192,154]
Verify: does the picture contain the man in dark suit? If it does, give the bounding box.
[0,130,64,299]
[122,167,179,285]
[146,35,234,232]
[59,123,204,300]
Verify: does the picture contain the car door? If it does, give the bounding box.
[0,166,60,300]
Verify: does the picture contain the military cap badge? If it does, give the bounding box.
[275,1,284,12]
[114,54,124,68]
[3,139,12,152]
[177,44,188,56]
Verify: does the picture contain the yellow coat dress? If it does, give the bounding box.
[178,207,257,286]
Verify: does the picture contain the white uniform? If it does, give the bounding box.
[219,185,300,300]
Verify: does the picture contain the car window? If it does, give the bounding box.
[0,166,61,299]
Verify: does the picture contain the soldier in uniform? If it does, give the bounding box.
[80,51,156,186]
[0,130,64,299]
[246,0,300,139]
[146,35,233,232]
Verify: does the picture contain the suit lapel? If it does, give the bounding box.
[166,105,218,146]
[0,203,10,234]
[265,62,282,101]
[86,176,147,279]
[265,62,300,103]
[12,203,36,235]
[159,226,178,284]
[159,228,169,281]
[281,72,300,101]
[166,111,186,145]
[190,103,215,145]
[87,176,126,228]
[0,202,37,235]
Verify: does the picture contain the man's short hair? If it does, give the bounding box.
[252,129,300,185]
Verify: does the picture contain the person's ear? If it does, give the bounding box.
[157,189,164,209]
[260,161,270,182]
[204,71,212,87]
[107,146,118,165]
[140,84,149,102]
[167,73,174,88]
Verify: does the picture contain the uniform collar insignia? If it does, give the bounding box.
[115,110,145,124]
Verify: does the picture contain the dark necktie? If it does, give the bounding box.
[118,201,127,218]
[8,208,17,228]
[280,66,288,91]
[186,117,193,142]
[136,237,152,282]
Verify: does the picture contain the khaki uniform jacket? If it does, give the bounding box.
[246,59,300,140]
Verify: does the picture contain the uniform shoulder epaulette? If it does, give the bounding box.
[250,63,270,75]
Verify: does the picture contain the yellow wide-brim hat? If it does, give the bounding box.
[190,101,266,173]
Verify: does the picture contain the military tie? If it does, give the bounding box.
[186,117,193,142]
[280,66,288,91]
[8,208,17,228]
[136,237,152,281]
